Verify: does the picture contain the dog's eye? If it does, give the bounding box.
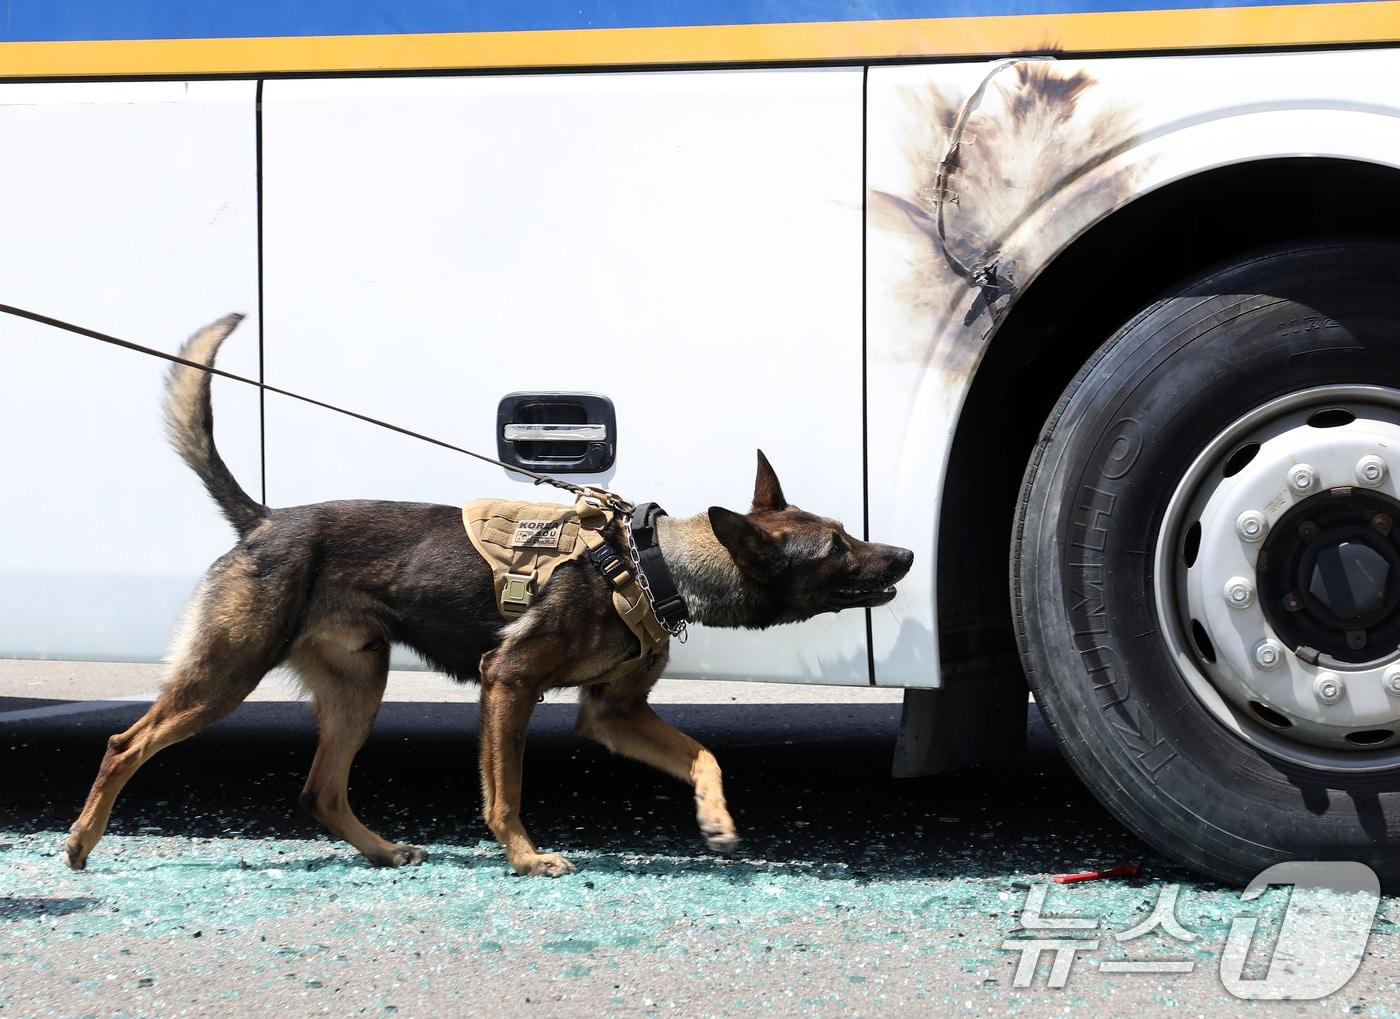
[827,535,847,558]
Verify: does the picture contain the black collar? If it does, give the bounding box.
[629,502,689,630]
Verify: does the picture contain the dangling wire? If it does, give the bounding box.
[928,57,1057,315]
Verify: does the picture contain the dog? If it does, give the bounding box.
[63,315,914,877]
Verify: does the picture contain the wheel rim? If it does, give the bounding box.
[1155,385,1400,772]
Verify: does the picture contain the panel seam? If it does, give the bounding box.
[255,77,267,505]
[862,63,876,687]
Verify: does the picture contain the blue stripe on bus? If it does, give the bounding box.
[0,0,1372,43]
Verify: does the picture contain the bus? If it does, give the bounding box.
[3,1,1399,886]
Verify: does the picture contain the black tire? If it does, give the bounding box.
[1013,239,1400,887]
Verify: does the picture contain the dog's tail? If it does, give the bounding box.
[163,314,267,538]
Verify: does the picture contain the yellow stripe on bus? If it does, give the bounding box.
[0,2,1397,78]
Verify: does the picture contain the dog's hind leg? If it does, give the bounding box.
[291,632,426,868]
[477,649,570,877]
[576,662,740,854]
[64,568,283,870]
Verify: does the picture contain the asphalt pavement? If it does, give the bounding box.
[1,660,1397,1016]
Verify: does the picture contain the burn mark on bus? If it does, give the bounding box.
[871,62,1149,369]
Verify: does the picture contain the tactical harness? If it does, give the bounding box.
[462,492,688,676]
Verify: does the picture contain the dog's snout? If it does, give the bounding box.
[872,543,913,580]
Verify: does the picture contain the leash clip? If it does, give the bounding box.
[574,485,634,516]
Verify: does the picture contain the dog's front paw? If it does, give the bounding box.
[514,852,576,878]
[703,829,741,854]
[371,843,429,868]
[62,833,89,871]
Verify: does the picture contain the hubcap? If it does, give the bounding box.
[1257,489,1400,663]
[1155,386,1400,771]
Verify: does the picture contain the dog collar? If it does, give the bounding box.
[629,502,689,632]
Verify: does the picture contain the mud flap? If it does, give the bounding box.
[891,665,1028,778]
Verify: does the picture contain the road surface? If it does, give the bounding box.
[1,660,1396,1016]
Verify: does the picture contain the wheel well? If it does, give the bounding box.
[937,156,1400,669]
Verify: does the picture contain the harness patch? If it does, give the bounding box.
[511,519,564,549]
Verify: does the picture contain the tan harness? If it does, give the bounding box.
[462,493,670,674]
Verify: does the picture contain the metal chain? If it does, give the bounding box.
[574,485,685,641]
[622,512,688,643]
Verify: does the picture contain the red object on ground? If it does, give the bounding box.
[1052,864,1141,884]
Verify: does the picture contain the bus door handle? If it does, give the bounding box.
[496,392,616,474]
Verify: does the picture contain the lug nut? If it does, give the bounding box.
[1314,672,1345,705]
[1356,455,1388,487]
[1253,639,1284,670]
[1236,510,1269,543]
[1288,464,1319,494]
[1385,670,1400,697]
[1224,577,1255,609]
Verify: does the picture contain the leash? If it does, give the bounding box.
[3,302,684,632]
[0,302,623,507]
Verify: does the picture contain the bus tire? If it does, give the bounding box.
[1013,239,1400,887]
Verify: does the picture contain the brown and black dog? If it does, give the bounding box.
[64,315,913,877]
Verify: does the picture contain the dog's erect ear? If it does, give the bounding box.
[752,449,787,512]
[709,506,778,573]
